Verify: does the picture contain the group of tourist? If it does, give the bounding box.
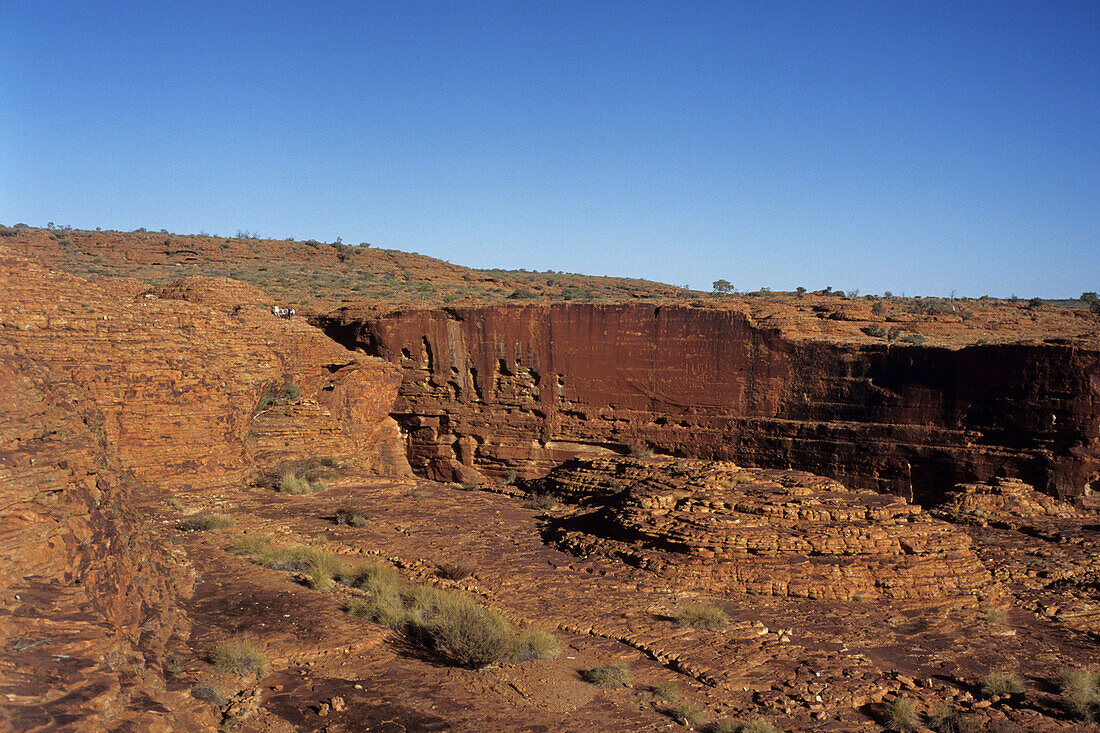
[271,305,295,318]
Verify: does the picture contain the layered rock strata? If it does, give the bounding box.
[536,456,1001,602]
[0,247,406,729]
[324,303,1100,503]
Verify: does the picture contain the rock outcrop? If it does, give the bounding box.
[535,456,1000,602]
[324,302,1100,503]
[0,246,405,729]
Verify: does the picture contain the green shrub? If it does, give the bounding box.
[344,568,529,668]
[580,663,630,688]
[981,670,1024,697]
[1059,667,1100,722]
[404,587,514,668]
[211,639,270,677]
[675,603,729,630]
[863,324,888,338]
[514,627,561,661]
[179,513,234,531]
[899,333,927,345]
[883,695,919,731]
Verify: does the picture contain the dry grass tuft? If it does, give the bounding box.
[179,513,234,531]
[211,639,270,677]
[675,602,729,630]
[580,663,630,688]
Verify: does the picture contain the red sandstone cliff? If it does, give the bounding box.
[323,303,1100,504]
[0,246,405,730]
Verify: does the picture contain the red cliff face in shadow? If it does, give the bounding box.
[326,302,1100,505]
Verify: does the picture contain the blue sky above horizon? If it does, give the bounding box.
[2,1,1097,298]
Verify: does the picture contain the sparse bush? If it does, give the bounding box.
[523,492,558,510]
[675,603,729,630]
[670,699,707,726]
[899,333,927,345]
[735,719,779,733]
[334,503,369,527]
[502,469,518,485]
[344,567,530,668]
[233,538,343,590]
[277,469,325,494]
[982,606,1006,625]
[179,513,234,531]
[228,534,272,557]
[211,639,270,677]
[513,627,561,661]
[191,681,227,705]
[928,705,959,733]
[1058,666,1100,722]
[345,564,405,626]
[581,663,630,688]
[651,681,681,702]
[863,324,888,338]
[883,695,919,731]
[404,586,515,668]
[981,670,1024,697]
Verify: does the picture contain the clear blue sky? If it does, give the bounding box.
[2,1,1097,297]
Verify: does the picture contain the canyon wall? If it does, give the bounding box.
[0,246,405,729]
[325,303,1100,504]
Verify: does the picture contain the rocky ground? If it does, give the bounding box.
[1,229,1097,732]
[153,457,1098,732]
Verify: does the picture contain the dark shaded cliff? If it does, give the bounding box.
[322,303,1100,505]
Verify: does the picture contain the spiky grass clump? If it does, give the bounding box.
[981,671,1024,697]
[179,513,234,531]
[277,469,325,495]
[1059,667,1100,722]
[669,700,706,726]
[883,695,919,731]
[580,663,630,688]
[651,681,681,703]
[228,534,273,556]
[333,503,369,527]
[403,586,515,669]
[344,565,543,669]
[675,602,730,630]
[211,639,270,677]
[514,627,561,661]
[736,719,780,733]
[523,492,558,510]
[229,536,343,589]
